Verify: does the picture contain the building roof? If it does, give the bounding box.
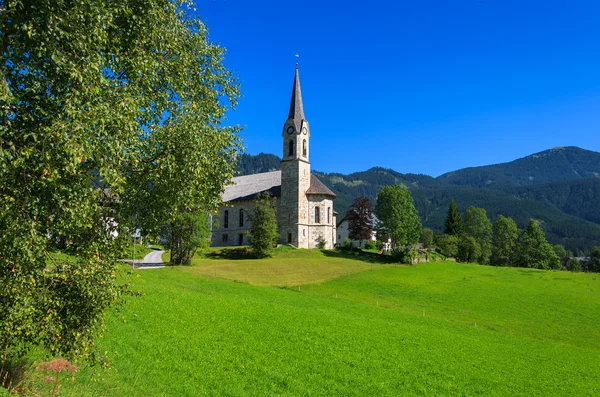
[288,65,305,121]
[306,174,337,198]
[222,171,282,202]
[222,170,336,202]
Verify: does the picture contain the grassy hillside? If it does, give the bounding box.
[53,250,600,396]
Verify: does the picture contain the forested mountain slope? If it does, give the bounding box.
[437,146,600,187]
[235,147,600,252]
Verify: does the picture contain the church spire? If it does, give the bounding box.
[287,65,305,120]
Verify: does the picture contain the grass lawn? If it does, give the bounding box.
[174,247,395,286]
[50,249,600,396]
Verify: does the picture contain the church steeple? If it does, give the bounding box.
[282,65,310,161]
[288,65,305,121]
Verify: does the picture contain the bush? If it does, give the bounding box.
[343,238,352,249]
[364,240,377,250]
[567,258,581,272]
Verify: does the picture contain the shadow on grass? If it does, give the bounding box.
[321,249,402,265]
[203,248,255,260]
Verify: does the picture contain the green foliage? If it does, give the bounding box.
[516,220,561,270]
[374,184,421,254]
[463,206,492,264]
[491,216,519,267]
[436,234,459,258]
[57,259,600,396]
[161,212,210,265]
[567,258,582,272]
[552,244,569,268]
[457,235,481,263]
[588,247,600,273]
[444,200,462,235]
[0,0,239,363]
[248,193,278,258]
[343,238,352,249]
[421,228,434,249]
[235,153,281,175]
[364,240,377,250]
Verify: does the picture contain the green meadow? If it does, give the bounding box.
[58,249,600,396]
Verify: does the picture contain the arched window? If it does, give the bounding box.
[302,139,307,157]
[288,139,294,156]
[239,209,244,227]
[224,210,229,228]
[315,207,320,223]
[327,207,331,224]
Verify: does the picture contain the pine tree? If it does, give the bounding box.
[248,192,279,258]
[444,200,462,235]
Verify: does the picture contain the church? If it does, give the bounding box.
[211,66,337,249]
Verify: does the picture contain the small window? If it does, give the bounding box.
[239,209,244,227]
[302,139,307,157]
[238,233,243,246]
[288,233,292,243]
[327,207,331,224]
[224,210,229,228]
[288,139,294,156]
[222,233,228,242]
[315,207,320,223]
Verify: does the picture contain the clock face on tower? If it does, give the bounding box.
[287,126,295,134]
[302,127,307,135]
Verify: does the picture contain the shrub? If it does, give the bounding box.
[567,258,582,272]
[343,238,352,249]
[364,240,377,250]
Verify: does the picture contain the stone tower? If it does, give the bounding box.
[280,65,311,248]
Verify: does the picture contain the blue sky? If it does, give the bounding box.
[194,0,600,177]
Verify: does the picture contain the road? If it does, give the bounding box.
[136,250,166,269]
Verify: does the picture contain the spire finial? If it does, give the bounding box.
[295,53,299,69]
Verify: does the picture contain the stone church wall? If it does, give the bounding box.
[211,198,281,247]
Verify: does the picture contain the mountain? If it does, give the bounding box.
[437,146,600,187]
[235,147,600,253]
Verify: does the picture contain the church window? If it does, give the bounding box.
[288,233,292,243]
[303,229,306,237]
[222,233,228,242]
[302,139,307,157]
[224,210,229,228]
[239,209,244,227]
[315,207,320,223]
[328,207,331,224]
[288,139,294,156]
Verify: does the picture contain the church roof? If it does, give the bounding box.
[222,171,282,202]
[288,65,305,121]
[221,170,336,202]
[306,174,337,198]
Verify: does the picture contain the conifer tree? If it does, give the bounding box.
[248,193,278,258]
[444,200,462,235]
